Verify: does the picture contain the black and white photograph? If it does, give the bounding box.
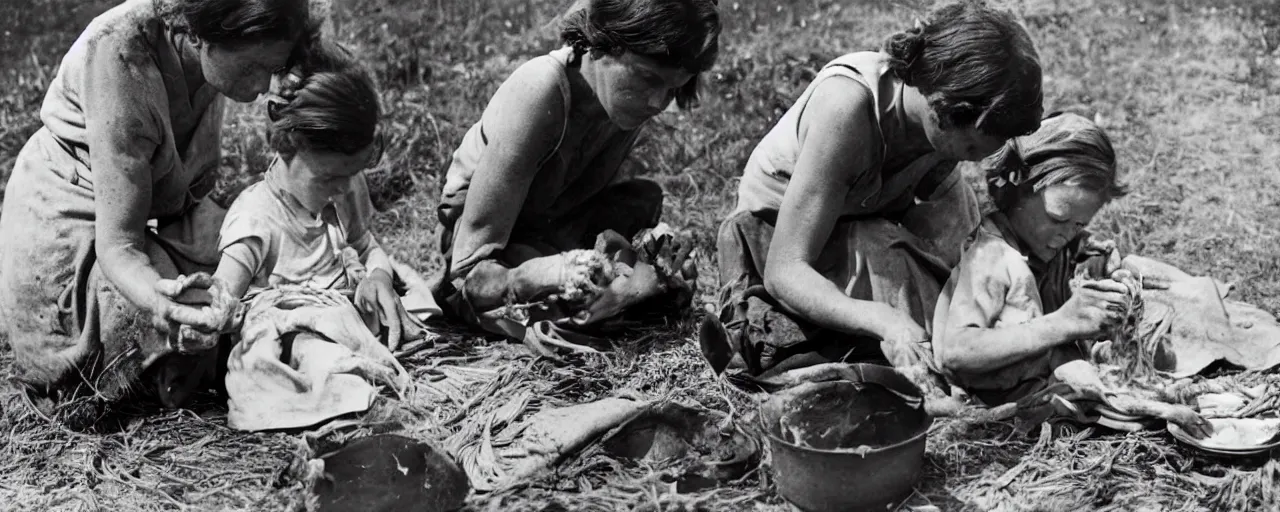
[0,0,1278,510]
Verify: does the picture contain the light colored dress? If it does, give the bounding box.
[931,215,1090,405]
[219,162,381,298]
[715,51,980,369]
[0,0,226,394]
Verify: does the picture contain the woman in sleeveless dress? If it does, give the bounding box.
[433,0,720,346]
[706,1,1045,383]
[0,0,314,421]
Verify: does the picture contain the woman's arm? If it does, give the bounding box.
[82,35,179,329]
[764,77,918,341]
[448,60,566,276]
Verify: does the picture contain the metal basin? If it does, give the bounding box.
[759,364,931,512]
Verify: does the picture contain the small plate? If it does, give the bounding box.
[1095,405,1145,423]
[1168,418,1280,456]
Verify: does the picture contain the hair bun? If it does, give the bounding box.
[270,67,303,98]
[985,141,1028,187]
[265,66,304,121]
[884,24,926,77]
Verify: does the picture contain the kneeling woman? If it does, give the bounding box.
[0,0,313,418]
[709,1,1043,377]
[433,0,719,344]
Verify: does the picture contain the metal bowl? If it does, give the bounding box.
[1168,417,1280,456]
[758,364,932,512]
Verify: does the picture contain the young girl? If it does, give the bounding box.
[707,1,1043,378]
[433,0,719,343]
[147,38,421,409]
[931,112,1131,406]
[933,113,1227,440]
[210,39,415,343]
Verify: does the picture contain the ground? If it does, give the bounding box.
[1,0,1278,510]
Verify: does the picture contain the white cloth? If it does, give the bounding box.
[225,286,410,431]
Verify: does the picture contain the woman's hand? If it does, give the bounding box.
[1053,279,1130,339]
[877,308,929,345]
[153,273,243,353]
[354,268,408,350]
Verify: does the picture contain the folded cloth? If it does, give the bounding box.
[445,393,747,492]
[225,286,411,431]
[1046,360,1213,437]
[1122,255,1280,376]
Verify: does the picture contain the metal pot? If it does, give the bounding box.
[758,364,931,512]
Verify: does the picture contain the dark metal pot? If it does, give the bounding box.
[758,364,931,512]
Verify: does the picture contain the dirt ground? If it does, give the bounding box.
[1,0,1278,510]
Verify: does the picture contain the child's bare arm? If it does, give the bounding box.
[939,317,1084,374]
[212,244,257,304]
[933,236,1128,374]
[362,244,393,281]
[352,240,415,348]
[937,282,1130,374]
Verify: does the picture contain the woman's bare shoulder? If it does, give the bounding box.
[802,75,877,135]
[486,54,569,119]
[478,53,570,149]
[793,76,882,185]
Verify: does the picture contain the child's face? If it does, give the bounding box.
[592,52,694,130]
[281,139,382,211]
[1006,183,1108,262]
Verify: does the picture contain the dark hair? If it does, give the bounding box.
[560,0,720,109]
[160,0,312,48]
[985,112,1128,211]
[267,40,380,159]
[884,0,1043,139]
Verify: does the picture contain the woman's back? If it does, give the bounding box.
[734,51,949,219]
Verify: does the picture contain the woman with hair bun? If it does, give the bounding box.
[0,0,315,421]
[433,0,721,347]
[707,1,1045,382]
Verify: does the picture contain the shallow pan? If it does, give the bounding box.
[1168,417,1280,456]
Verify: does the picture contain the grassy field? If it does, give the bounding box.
[2,0,1279,510]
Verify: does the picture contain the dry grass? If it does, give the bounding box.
[2,0,1280,510]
